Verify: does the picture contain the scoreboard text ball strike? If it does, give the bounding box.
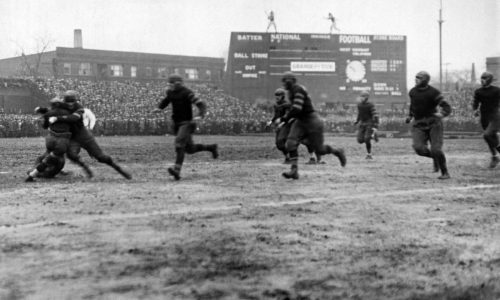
[225,32,407,106]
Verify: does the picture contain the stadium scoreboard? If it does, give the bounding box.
[225,32,407,105]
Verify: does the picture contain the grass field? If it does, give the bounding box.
[1,135,500,300]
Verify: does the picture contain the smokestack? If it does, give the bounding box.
[74,29,83,48]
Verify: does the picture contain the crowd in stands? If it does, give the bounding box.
[0,77,485,137]
[1,77,272,136]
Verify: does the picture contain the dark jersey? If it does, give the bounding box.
[284,84,315,121]
[271,98,291,122]
[356,101,379,126]
[408,85,451,120]
[158,86,206,124]
[473,85,500,121]
[51,102,94,141]
[41,103,73,134]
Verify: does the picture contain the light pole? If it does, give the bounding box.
[438,0,444,90]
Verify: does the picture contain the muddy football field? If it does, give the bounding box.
[1,135,499,300]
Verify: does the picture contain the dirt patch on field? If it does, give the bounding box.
[1,135,500,299]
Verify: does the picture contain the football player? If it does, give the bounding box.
[280,72,346,179]
[152,74,218,180]
[472,71,500,168]
[268,88,324,164]
[354,90,379,159]
[54,90,132,180]
[26,97,92,181]
[406,71,451,179]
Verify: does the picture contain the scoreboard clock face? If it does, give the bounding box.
[345,60,366,82]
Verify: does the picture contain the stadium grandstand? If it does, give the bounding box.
[0,30,496,138]
[0,76,484,138]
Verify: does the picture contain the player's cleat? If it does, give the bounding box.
[433,159,440,173]
[210,144,219,159]
[25,176,35,182]
[306,157,317,165]
[283,158,292,164]
[489,156,499,169]
[282,169,299,180]
[317,160,326,165]
[168,167,181,180]
[438,173,451,180]
[336,149,347,167]
[365,154,373,160]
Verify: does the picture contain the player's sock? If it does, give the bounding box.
[282,155,299,179]
[110,161,131,179]
[29,169,39,178]
[489,156,499,169]
[433,158,440,172]
[436,154,449,179]
[283,153,291,164]
[210,144,219,159]
[366,142,372,155]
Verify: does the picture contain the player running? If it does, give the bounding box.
[267,88,323,164]
[280,72,346,179]
[152,74,218,180]
[406,71,451,179]
[354,90,379,159]
[472,71,500,168]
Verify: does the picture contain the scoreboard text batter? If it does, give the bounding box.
[225,32,407,105]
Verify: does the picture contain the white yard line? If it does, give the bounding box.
[1,183,499,232]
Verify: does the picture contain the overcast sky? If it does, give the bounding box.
[1,0,499,85]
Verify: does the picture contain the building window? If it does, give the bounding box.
[110,65,123,77]
[78,63,92,76]
[131,66,137,77]
[63,63,71,75]
[174,68,181,75]
[146,67,152,77]
[185,68,199,80]
[205,70,212,80]
[158,67,168,78]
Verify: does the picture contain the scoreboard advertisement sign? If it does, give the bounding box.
[225,32,407,105]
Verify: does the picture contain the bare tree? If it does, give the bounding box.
[13,34,54,79]
[448,68,472,83]
[430,68,476,91]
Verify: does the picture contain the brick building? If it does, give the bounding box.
[0,30,225,113]
[0,30,225,84]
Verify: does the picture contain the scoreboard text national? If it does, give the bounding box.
[225,32,407,106]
